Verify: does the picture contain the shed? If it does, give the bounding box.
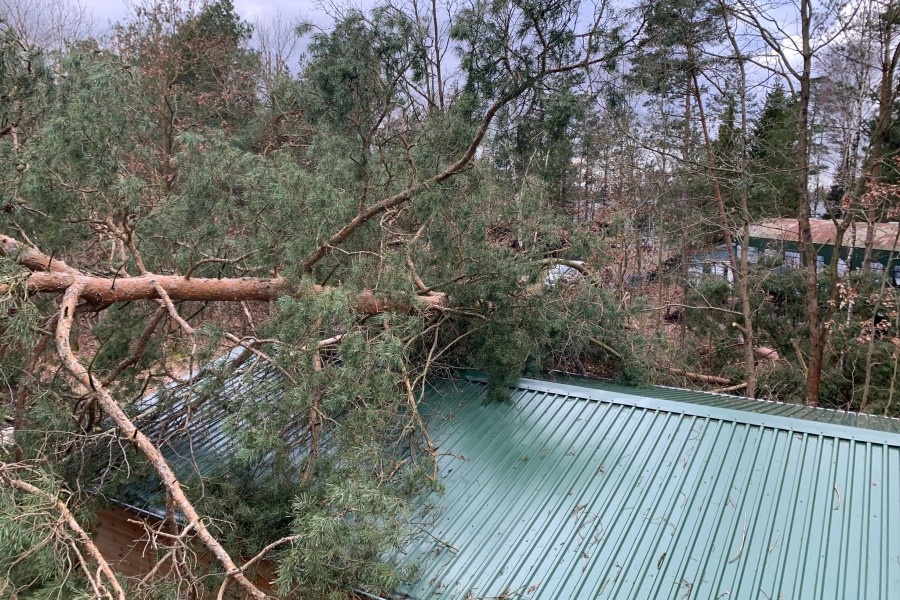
[97,369,900,599]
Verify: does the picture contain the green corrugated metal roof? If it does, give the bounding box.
[395,375,900,599]
[537,371,900,434]
[126,365,900,598]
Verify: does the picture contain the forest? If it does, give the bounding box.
[1,0,899,597]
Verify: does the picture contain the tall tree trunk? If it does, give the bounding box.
[863,2,900,269]
[723,18,758,398]
[796,0,822,407]
[688,34,757,396]
[691,69,735,272]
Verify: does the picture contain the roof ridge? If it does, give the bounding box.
[652,384,900,422]
[451,372,900,443]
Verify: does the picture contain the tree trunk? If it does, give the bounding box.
[723,15,758,398]
[0,234,446,313]
[795,0,823,407]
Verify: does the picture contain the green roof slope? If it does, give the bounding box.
[396,375,900,599]
[537,371,900,434]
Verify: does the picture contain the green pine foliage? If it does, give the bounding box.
[748,83,800,218]
[0,470,96,600]
[2,1,637,594]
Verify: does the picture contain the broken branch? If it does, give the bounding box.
[1,234,446,313]
[668,368,732,386]
[55,282,267,600]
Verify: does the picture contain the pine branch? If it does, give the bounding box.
[0,234,446,312]
[0,470,126,600]
[54,282,268,600]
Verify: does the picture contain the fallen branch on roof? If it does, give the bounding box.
[54,282,267,600]
[0,234,446,313]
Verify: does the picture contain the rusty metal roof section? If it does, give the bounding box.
[749,218,900,252]
[396,374,900,600]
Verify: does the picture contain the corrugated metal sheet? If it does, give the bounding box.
[397,376,900,600]
[749,218,900,252]
[123,354,315,516]
[124,366,900,598]
[538,372,900,435]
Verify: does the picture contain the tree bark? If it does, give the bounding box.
[1,234,446,313]
[862,2,900,269]
[668,368,731,385]
[794,0,823,407]
[721,12,758,397]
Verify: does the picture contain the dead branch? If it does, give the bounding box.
[406,256,429,292]
[184,253,252,279]
[668,368,732,386]
[148,276,199,378]
[215,534,302,600]
[711,382,749,394]
[590,337,623,359]
[790,339,809,378]
[223,332,298,385]
[136,522,196,589]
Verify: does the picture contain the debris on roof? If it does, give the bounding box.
[123,367,900,599]
[394,374,900,600]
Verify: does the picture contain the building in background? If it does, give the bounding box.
[746,219,900,284]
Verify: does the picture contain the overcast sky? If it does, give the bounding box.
[81,0,337,32]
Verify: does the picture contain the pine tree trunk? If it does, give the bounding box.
[796,0,823,407]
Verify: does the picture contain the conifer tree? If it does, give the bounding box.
[748,83,800,217]
[0,1,634,597]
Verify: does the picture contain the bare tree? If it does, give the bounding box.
[0,0,94,52]
[254,11,304,94]
[732,0,849,406]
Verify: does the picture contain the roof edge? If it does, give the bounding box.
[448,370,900,447]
